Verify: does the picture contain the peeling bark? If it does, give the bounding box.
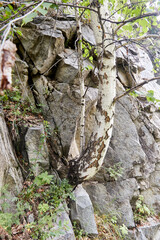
[0,40,17,95]
[68,0,116,184]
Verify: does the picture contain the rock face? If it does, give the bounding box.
[1,15,160,239]
[13,58,35,103]
[128,217,160,240]
[70,184,98,235]
[49,204,76,240]
[17,18,65,74]
[25,124,50,176]
[0,109,23,195]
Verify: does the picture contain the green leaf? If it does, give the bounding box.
[34,172,53,186]
[129,90,140,98]
[146,90,156,103]
[38,203,49,213]
[122,24,133,32]
[42,2,53,9]
[16,29,22,36]
[120,224,128,236]
[22,12,37,25]
[50,4,58,9]
[37,7,48,16]
[86,65,93,70]
[8,4,13,11]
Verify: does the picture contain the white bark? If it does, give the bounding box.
[68,0,116,184]
[75,1,86,154]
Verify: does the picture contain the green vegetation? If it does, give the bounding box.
[134,195,153,224]
[94,212,129,240]
[130,89,160,108]
[73,221,85,239]
[0,172,74,239]
[0,88,42,126]
[106,163,124,181]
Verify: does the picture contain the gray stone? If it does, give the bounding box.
[28,213,34,223]
[33,75,98,156]
[128,217,160,240]
[70,184,98,235]
[0,110,23,196]
[47,204,75,240]
[18,26,64,74]
[32,16,76,41]
[93,100,146,182]
[84,179,139,228]
[25,124,50,176]
[13,58,35,104]
[141,186,160,214]
[116,45,152,76]
[32,75,50,114]
[55,49,94,85]
[82,25,96,45]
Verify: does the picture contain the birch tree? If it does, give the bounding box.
[68,0,116,184]
[69,0,160,184]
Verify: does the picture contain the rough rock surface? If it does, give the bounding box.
[0,109,23,195]
[48,204,76,240]
[13,58,35,103]
[1,16,160,239]
[128,217,160,240]
[18,22,64,74]
[33,75,98,157]
[84,179,139,228]
[70,184,98,235]
[25,124,50,175]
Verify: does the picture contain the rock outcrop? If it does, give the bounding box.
[0,108,23,196]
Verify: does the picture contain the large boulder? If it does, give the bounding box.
[32,16,76,42]
[84,179,139,228]
[33,74,98,156]
[17,23,64,74]
[55,49,94,85]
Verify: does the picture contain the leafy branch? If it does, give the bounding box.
[0,0,45,52]
[114,77,160,103]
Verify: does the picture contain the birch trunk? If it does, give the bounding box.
[68,0,116,184]
[75,0,85,154]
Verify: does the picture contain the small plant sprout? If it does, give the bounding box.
[106,163,124,181]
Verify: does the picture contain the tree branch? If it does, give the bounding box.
[105,10,160,25]
[116,34,160,50]
[0,1,40,28]
[0,0,45,53]
[114,77,160,103]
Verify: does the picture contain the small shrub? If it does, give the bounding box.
[0,172,74,239]
[134,195,153,224]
